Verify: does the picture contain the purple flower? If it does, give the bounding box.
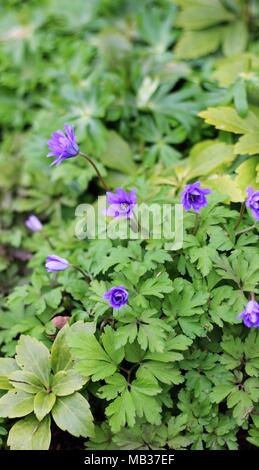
[104,286,128,309]
[238,300,259,328]
[246,187,259,221]
[106,188,137,219]
[25,215,43,232]
[181,181,211,212]
[45,255,69,272]
[47,124,79,167]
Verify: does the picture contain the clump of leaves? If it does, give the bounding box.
[0,325,94,449]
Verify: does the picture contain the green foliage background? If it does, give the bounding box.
[0,0,259,450]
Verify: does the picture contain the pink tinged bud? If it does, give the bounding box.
[52,316,70,329]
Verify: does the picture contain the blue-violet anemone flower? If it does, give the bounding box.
[47,124,79,167]
[104,286,128,309]
[181,181,211,212]
[45,255,69,272]
[106,188,137,219]
[246,187,259,221]
[25,214,43,232]
[238,300,259,328]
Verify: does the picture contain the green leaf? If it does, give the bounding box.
[211,383,236,403]
[7,415,51,450]
[44,288,62,309]
[189,246,216,276]
[227,389,253,424]
[99,131,137,175]
[199,107,259,134]
[221,336,243,369]
[0,390,34,418]
[51,326,73,374]
[187,140,235,179]
[8,370,45,394]
[244,331,259,376]
[114,323,138,349]
[68,326,124,381]
[139,272,173,298]
[137,361,183,385]
[164,279,208,318]
[175,0,234,30]
[15,335,51,388]
[175,28,223,59]
[52,392,94,438]
[137,311,170,353]
[34,391,56,421]
[52,370,85,396]
[233,78,248,118]
[223,21,248,57]
[0,358,19,390]
[235,159,259,194]
[235,134,259,156]
[98,374,127,400]
[106,389,136,433]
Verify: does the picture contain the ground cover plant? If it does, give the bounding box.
[0,0,259,451]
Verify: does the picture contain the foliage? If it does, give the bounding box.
[0,326,94,449]
[0,0,259,451]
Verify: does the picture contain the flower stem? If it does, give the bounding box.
[44,233,55,249]
[192,212,200,235]
[234,202,245,230]
[79,152,110,191]
[71,264,91,283]
[235,223,258,236]
[250,292,256,301]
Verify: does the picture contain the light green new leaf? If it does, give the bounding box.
[7,415,51,450]
[199,107,259,134]
[235,159,259,194]
[0,390,34,418]
[52,393,94,438]
[51,325,74,374]
[52,370,86,396]
[15,335,51,388]
[34,391,56,421]
[187,140,235,179]
[235,134,259,156]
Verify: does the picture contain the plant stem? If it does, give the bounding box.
[234,202,245,230]
[79,151,110,191]
[235,223,258,236]
[250,292,256,301]
[71,264,91,283]
[192,212,200,235]
[44,233,55,249]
